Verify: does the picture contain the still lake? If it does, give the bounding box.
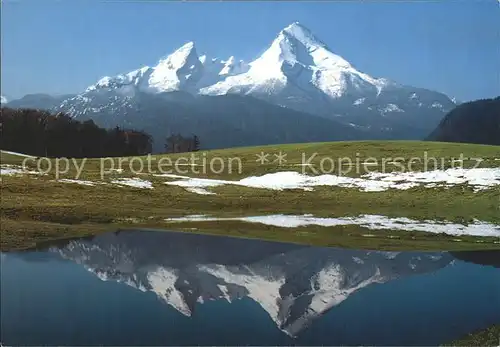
[1,230,499,346]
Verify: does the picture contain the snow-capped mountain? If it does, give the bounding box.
[198,22,455,134]
[49,231,453,337]
[201,22,392,99]
[10,21,456,149]
[0,95,8,104]
[85,42,249,94]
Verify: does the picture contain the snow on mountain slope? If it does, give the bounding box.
[200,22,391,99]
[49,231,453,336]
[86,66,153,92]
[50,21,455,142]
[85,42,248,95]
[0,95,8,104]
[197,22,454,136]
[219,56,249,76]
[147,42,204,93]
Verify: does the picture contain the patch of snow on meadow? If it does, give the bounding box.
[186,187,216,195]
[164,177,229,194]
[154,173,194,179]
[0,165,43,176]
[164,214,500,238]
[111,178,153,189]
[0,167,25,175]
[364,168,500,191]
[163,168,500,195]
[57,179,97,186]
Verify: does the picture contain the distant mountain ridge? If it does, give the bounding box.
[5,22,458,150]
[427,97,500,146]
[5,93,75,110]
[55,91,369,151]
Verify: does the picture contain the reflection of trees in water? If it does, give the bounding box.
[450,250,500,268]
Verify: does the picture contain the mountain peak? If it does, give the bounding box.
[174,41,195,53]
[282,21,308,33]
[285,21,302,28]
[280,22,326,49]
[250,21,349,72]
[157,41,198,67]
[147,41,203,93]
[181,41,195,49]
[177,41,196,56]
[282,22,315,37]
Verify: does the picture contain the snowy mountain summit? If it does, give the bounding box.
[51,22,456,148]
[85,22,390,100]
[86,41,249,94]
[201,22,391,99]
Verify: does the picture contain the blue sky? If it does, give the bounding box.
[2,0,499,101]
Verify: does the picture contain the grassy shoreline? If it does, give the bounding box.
[444,324,500,346]
[1,141,499,252]
[3,217,500,252]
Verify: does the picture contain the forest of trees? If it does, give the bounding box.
[0,108,153,157]
[165,134,200,153]
[427,96,500,146]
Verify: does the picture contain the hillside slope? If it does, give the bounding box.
[55,91,366,151]
[427,97,500,145]
[6,93,76,110]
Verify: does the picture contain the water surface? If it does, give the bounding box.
[1,230,499,346]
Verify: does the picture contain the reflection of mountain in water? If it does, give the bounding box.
[49,230,452,336]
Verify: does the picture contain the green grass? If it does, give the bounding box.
[444,324,500,346]
[1,141,499,251]
[3,140,500,180]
